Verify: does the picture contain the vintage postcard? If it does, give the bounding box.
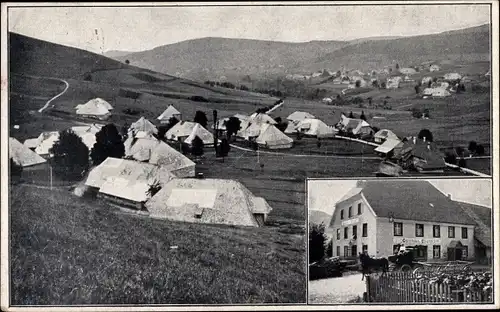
[1,1,498,311]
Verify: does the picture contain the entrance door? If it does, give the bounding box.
[351,245,357,258]
[454,248,463,261]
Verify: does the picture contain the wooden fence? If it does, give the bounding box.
[366,271,493,303]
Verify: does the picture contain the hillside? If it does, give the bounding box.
[309,210,332,226]
[301,24,490,72]
[109,24,489,82]
[111,37,348,81]
[10,185,306,304]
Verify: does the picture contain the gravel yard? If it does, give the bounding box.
[308,273,366,304]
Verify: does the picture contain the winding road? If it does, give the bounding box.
[37,77,69,113]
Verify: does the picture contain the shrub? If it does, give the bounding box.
[90,124,125,166]
[418,129,433,142]
[191,136,204,157]
[309,223,327,264]
[50,129,89,180]
[190,95,209,102]
[194,111,208,128]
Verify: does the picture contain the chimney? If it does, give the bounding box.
[448,194,452,200]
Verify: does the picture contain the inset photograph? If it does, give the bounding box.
[308,178,493,304]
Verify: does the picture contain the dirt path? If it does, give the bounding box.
[35,76,69,113]
[308,273,366,304]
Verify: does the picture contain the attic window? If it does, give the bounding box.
[194,205,204,219]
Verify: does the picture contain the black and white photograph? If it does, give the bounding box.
[308,178,494,304]
[1,1,498,310]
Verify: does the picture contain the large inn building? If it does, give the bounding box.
[327,181,491,263]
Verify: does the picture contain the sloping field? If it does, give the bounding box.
[10,185,306,304]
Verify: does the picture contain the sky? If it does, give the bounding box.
[8,4,491,54]
[308,179,492,215]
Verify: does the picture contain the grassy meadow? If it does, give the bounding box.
[10,185,306,305]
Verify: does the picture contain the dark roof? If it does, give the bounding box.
[359,180,475,225]
[396,138,445,169]
[456,201,492,247]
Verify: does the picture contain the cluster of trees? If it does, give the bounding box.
[48,124,126,181]
[309,223,332,264]
[410,107,430,119]
[347,111,367,121]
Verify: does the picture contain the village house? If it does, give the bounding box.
[85,157,176,210]
[157,105,182,123]
[9,137,47,168]
[327,180,489,263]
[75,98,113,120]
[393,137,446,173]
[145,178,273,227]
[293,118,336,138]
[429,64,441,72]
[386,76,402,89]
[373,129,399,144]
[165,121,216,146]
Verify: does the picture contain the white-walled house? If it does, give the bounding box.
[327,181,480,262]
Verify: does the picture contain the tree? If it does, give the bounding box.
[395,63,400,70]
[458,158,467,168]
[191,136,204,158]
[368,97,373,106]
[125,60,130,65]
[10,158,23,182]
[444,152,457,165]
[90,124,125,166]
[240,85,249,91]
[157,117,179,140]
[418,129,433,142]
[355,80,361,88]
[380,82,386,89]
[146,179,162,198]
[194,110,208,128]
[360,111,367,121]
[428,80,432,88]
[225,117,242,140]
[213,109,218,152]
[309,223,327,264]
[476,144,485,156]
[336,70,341,77]
[50,129,89,180]
[217,138,230,162]
[348,111,355,118]
[372,80,379,88]
[468,141,478,154]
[415,85,420,94]
[325,239,333,258]
[316,139,321,148]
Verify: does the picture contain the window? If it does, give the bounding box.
[362,244,368,254]
[462,227,468,239]
[394,222,403,236]
[344,246,349,257]
[348,206,352,218]
[415,224,424,237]
[353,225,357,239]
[344,227,348,239]
[462,246,468,260]
[433,225,441,238]
[336,229,340,240]
[433,245,441,259]
[362,223,368,237]
[336,246,340,257]
[340,209,344,220]
[448,226,455,238]
[357,203,362,215]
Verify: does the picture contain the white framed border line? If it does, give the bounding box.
[1,1,499,311]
